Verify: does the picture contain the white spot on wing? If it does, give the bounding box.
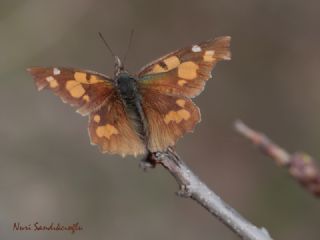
[53,68,61,75]
[192,45,202,52]
[46,76,54,82]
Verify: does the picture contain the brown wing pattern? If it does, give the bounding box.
[29,36,231,156]
[137,36,231,98]
[28,67,113,115]
[88,92,146,156]
[137,37,230,152]
[140,89,200,152]
[28,67,145,156]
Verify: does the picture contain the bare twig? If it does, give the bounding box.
[147,148,273,240]
[235,120,320,197]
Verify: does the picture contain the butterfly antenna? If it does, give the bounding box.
[98,32,116,58]
[123,29,135,66]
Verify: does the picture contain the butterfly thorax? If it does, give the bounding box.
[116,72,137,100]
[116,71,149,144]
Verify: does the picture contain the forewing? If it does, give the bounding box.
[88,92,146,156]
[28,67,114,115]
[137,36,231,98]
[140,89,200,152]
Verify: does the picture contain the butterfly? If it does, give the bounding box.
[28,36,231,157]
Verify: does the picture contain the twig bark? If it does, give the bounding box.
[234,120,320,197]
[147,148,273,240]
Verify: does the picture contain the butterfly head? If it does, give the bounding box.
[114,55,126,77]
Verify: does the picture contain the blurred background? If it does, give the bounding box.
[1,0,320,239]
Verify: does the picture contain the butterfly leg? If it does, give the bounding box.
[139,152,158,170]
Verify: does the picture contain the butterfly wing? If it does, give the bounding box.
[137,36,231,98]
[28,67,145,156]
[88,91,146,156]
[137,36,231,151]
[140,88,200,152]
[28,67,114,115]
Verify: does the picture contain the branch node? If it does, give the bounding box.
[289,152,320,196]
[176,184,192,198]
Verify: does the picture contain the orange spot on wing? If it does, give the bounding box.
[176,99,186,107]
[66,80,85,98]
[74,72,104,84]
[93,114,101,123]
[164,109,191,124]
[96,124,119,139]
[203,50,216,62]
[178,61,199,80]
[49,79,58,88]
[150,56,180,73]
[163,56,180,70]
[152,64,166,73]
[46,76,59,88]
[74,72,88,83]
[178,79,187,86]
[89,75,103,83]
[178,109,191,120]
[82,94,90,102]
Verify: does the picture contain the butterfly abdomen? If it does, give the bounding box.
[116,73,149,144]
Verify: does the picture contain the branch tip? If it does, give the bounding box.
[235,120,320,198]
